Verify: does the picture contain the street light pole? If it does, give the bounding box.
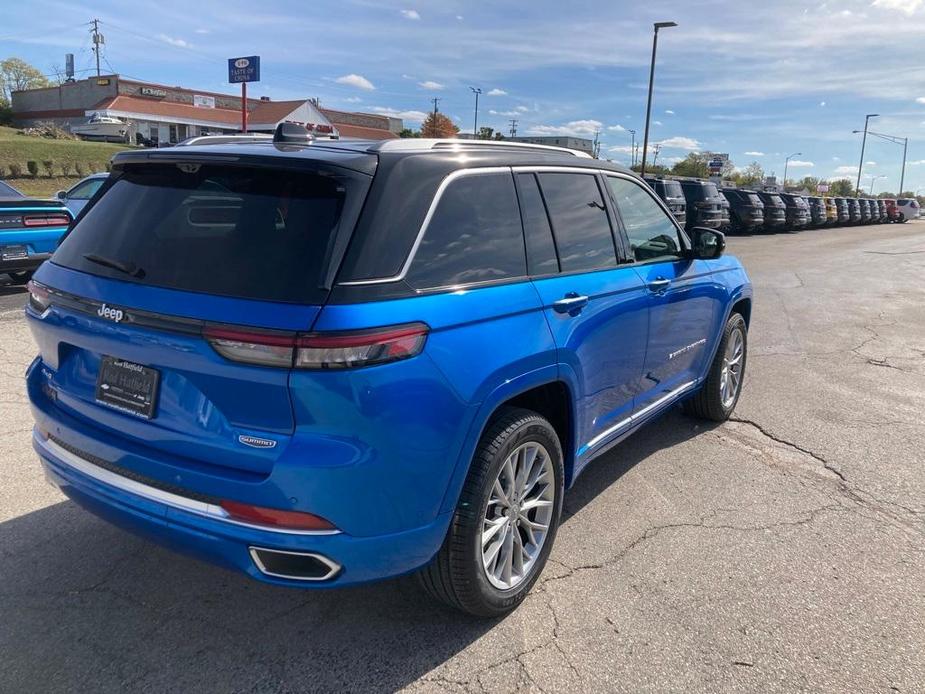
[640,21,677,177]
[469,87,482,137]
[855,113,879,197]
[900,137,908,194]
[783,152,801,190]
[852,127,907,195]
[869,174,885,195]
[628,129,636,167]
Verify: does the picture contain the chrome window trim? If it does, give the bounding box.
[42,437,341,536]
[584,380,697,452]
[338,164,630,287]
[248,546,342,582]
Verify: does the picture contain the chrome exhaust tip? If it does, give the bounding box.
[249,547,341,582]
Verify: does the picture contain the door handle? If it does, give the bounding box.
[648,277,671,294]
[552,293,590,314]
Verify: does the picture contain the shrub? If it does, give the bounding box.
[60,162,72,177]
[105,160,112,172]
[9,163,23,178]
[42,160,54,178]
[74,162,85,176]
[0,164,5,178]
[26,161,39,178]
[88,162,98,174]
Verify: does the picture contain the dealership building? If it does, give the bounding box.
[11,74,401,144]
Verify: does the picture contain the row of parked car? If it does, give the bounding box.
[644,176,921,234]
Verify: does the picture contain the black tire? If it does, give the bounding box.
[418,407,564,617]
[897,213,906,223]
[683,312,748,422]
[7,271,33,285]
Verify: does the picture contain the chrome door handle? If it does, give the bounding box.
[648,277,671,294]
[552,293,590,314]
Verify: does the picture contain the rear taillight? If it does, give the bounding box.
[220,500,337,531]
[22,213,71,227]
[26,280,51,312]
[203,322,429,370]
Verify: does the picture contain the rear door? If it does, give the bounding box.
[604,174,724,411]
[29,160,368,476]
[523,170,649,461]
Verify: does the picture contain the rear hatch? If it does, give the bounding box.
[29,154,371,477]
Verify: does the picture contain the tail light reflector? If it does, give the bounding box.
[26,280,51,312]
[23,213,71,227]
[203,322,429,370]
[220,500,337,531]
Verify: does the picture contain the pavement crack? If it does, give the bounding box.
[728,416,845,480]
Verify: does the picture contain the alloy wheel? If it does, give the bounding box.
[720,327,745,408]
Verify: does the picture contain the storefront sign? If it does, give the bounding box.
[140,87,167,98]
[228,56,260,83]
[193,94,216,109]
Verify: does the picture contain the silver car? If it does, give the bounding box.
[56,173,108,216]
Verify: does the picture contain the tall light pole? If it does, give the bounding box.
[855,113,879,196]
[640,21,677,177]
[627,129,636,167]
[854,129,909,194]
[783,152,801,189]
[869,174,885,195]
[469,87,482,137]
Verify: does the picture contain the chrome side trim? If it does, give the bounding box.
[339,166,511,286]
[42,438,341,536]
[368,138,593,158]
[584,380,697,452]
[249,546,342,582]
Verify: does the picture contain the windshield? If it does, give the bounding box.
[52,163,357,304]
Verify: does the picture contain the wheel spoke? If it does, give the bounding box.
[520,497,552,512]
[482,516,506,547]
[492,478,510,506]
[501,523,515,585]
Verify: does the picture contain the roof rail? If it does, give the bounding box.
[367,138,593,158]
[175,134,273,147]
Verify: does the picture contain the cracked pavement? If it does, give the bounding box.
[1,221,923,693]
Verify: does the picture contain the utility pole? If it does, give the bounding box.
[593,129,601,158]
[470,87,482,137]
[90,18,104,77]
[855,113,878,197]
[900,137,908,193]
[429,97,441,137]
[640,21,677,176]
[628,129,636,167]
[509,119,518,137]
[652,143,661,167]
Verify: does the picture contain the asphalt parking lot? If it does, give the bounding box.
[1,221,923,693]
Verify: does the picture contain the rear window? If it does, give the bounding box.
[702,183,720,198]
[748,194,762,205]
[662,181,683,197]
[53,164,354,304]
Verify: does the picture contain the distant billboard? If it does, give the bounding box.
[193,94,215,109]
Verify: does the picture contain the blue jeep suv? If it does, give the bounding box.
[25,129,752,616]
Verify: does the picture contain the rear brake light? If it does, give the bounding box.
[203,322,429,370]
[22,213,71,227]
[296,323,428,369]
[26,280,51,312]
[220,500,337,531]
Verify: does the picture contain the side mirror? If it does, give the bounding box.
[688,227,725,260]
[55,190,66,200]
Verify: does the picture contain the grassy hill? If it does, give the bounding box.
[0,126,133,175]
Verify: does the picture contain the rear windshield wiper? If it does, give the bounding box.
[83,253,146,279]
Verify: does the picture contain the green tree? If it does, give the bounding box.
[398,128,420,138]
[477,126,495,140]
[1,57,50,105]
[670,152,711,178]
[736,161,764,187]
[796,176,821,191]
[826,179,854,196]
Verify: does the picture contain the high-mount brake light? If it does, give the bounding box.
[23,213,71,227]
[26,280,51,312]
[204,323,429,369]
[219,500,337,531]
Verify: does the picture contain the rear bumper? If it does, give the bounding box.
[1,252,50,273]
[34,430,451,587]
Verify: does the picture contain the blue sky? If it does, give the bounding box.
[4,0,925,193]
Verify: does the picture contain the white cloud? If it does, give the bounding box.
[653,120,663,126]
[788,160,815,168]
[832,156,841,161]
[343,96,362,103]
[608,124,626,132]
[744,151,765,156]
[607,145,634,154]
[865,161,877,166]
[834,165,859,175]
[487,88,507,96]
[527,119,602,136]
[819,101,826,106]
[665,109,675,115]
[872,0,923,16]
[656,136,701,150]
[335,74,375,90]
[401,9,421,20]
[489,109,521,117]
[372,107,428,122]
[917,97,925,104]
[156,33,190,48]
[418,80,444,90]
[193,28,210,35]
[908,159,925,165]
[516,105,529,112]
[456,15,464,20]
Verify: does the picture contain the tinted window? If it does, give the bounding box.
[537,173,616,273]
[407,172,526,289]
[606,176,682,263]
[515,173,559,276]
[662,181,683,198]
[53,164,352,304]
[68,178,106,200]
[0,180,22,197]
[702,183,720,198]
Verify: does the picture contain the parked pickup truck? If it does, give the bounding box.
[0,180,72,284]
